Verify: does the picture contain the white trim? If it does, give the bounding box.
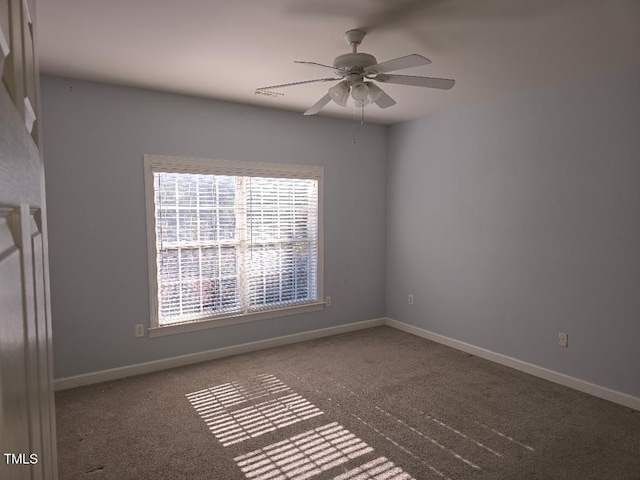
[0,24,9,58]
[144,154,323,180]
[54,318,385,391]
[24,97,36,134]
[149,301,326,337]
[385,318,640,412]
[143,155,160,329]
[21,0,33,25]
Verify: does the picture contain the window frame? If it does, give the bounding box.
[144,154,325,337]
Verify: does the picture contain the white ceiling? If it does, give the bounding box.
[36,0,640,125]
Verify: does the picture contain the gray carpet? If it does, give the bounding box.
[55,326,640,479]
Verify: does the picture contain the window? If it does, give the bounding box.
[144,155,324,336]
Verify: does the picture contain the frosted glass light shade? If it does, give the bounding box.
[366,83,383,103]
[350,83,370,101]
[328,81,349,107]
[354,99,371,107]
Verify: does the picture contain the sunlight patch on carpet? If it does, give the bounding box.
[353,415,452,480]
[234,422,373,480]
[418,411,503,458]
[374,406,480,470]
[186,374,292,417]
[333,456,415,480]
[475,421,535,452]
[190,390,324,446]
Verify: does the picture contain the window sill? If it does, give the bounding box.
[148,301,327,338]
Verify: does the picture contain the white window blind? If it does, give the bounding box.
[146,156,322,330]
[244,177,318,311]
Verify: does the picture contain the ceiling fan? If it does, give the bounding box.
[255,29,455,116]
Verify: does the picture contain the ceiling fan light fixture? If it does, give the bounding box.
[328,81,349,107]
[256,30,454,117]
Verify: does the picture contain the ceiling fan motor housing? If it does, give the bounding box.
[333,53,378,75]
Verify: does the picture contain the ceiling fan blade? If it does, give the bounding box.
[294,61,344,73]
[303,93,332,116]
[256,78,339,91]
[365,54,431,74]
[375,74,455,90]
[374,89,397,109]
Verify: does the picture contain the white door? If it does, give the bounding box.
[1,0,58,479]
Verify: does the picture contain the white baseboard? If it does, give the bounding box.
[385,317,640,412]
[55,316,640,412]
[54,318,386,391]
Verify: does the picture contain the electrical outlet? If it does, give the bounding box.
[325,296,331,307]
[558,332,568,347]
[135,324,145,337]
[408,294,414,305]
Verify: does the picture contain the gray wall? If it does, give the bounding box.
[386,66,640,398]
[43,67,640,399]
[41,76,388,379]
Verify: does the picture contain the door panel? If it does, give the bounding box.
[0,0,57,477]
[0,208,31,480]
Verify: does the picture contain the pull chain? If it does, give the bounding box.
[351,103,366,143]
